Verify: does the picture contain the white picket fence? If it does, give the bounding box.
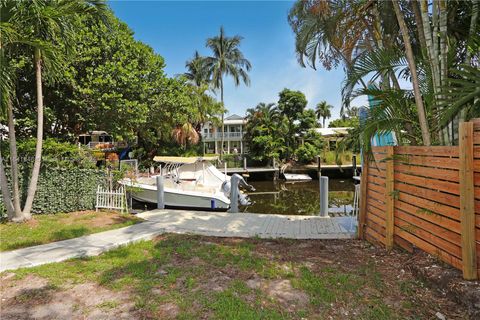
[95,185,128,213]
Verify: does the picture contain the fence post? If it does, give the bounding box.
[358,154,369,239]
[385,146,395,250]
[459,122,477,280]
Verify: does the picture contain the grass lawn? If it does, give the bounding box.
[0,210,142,251]
[0,234,466,319]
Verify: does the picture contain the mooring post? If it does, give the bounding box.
[352,155,357,176]
[156,171,165,209]
[228,174,240,213]
[317,155,322,178]
[319,176,329,217]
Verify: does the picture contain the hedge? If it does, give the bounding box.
[0,166,107,217]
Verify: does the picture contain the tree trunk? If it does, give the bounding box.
[21,48,44,219]
[412,0,427,55]
[0,150,15,219]
[7,97,22,217]
[220,77,225,157]
[323,117,326,128]
[393,0,431,146]
[439,0,451,145]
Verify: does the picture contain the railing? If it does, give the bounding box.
[85,141,127,149]
[202,132,245,140]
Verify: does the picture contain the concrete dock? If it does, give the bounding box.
[0,210,356,272]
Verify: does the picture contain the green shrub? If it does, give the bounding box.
[296,143,321,164]
[0,166,106,217]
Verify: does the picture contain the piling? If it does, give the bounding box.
[228,174,240,213]
[319,176,329,217]
[156,173,165,209]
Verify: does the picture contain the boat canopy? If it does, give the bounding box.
[153,156,219,164]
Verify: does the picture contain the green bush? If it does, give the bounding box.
[296,143,321,164]
[2,138,97,169]
[0,166,106,217]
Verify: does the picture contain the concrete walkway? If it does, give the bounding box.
[0,210,356,272]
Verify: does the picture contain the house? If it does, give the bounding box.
[201,114,247,154]
[313,127,352,150]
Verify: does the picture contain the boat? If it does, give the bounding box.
[283,173,312,181]
[120,156,250,211]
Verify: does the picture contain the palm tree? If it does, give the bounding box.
[171,123,199,149]
[0,0,107,221]
[204,27,251,156]
[392,1,431,146]
[184,51,210,87]
[315,101,332,127]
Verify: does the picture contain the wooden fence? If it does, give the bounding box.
[358,119,480,280]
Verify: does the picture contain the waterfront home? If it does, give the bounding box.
[201,114,247,154]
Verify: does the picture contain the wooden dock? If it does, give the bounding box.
[224,167,278,174]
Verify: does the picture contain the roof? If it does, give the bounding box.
[153,156,219,164]
[314,127,352,136]
[225,114,244,120]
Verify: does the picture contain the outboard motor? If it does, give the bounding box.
[222,174,255,211]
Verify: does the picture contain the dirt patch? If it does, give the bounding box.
[156,302,179,319]
[247,277,309,311]
[59,210,139,228]
[0,277,136,320]
[405,250,480,318]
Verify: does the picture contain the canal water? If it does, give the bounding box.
[241,179,355,216]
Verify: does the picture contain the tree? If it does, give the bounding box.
[184,51,210,87]
[244,102,287,163]
[315,101,333,127]
[329,117,359,128]
[289,0,480,148]
[277,88,308,155]
[392,0,431,146]
[204,27,251,156]
[0,0,107,221]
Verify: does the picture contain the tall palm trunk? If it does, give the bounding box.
[460,0,479,123]
[220,77,225,157]
[21,48,44,219]
[393,1,431,146]
[0,149,14,219]
[7,97,21,217]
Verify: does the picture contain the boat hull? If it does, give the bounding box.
[130,186,230,210]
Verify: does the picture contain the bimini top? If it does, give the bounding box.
[152,156,219,164]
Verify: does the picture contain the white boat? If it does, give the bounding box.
[283,173,312,181]
[120,156,249,211]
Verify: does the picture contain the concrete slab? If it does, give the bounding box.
[0,209,356,272]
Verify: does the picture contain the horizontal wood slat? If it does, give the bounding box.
[395,208,461,246]
[393,155,460,170]
[395,146,459,157]
[395,226,463,270]
[395,182,460,208]
[394,164,459,182]
[395,200,461,233]
[395,172,460,195]
[474,131,480,145]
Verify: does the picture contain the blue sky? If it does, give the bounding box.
[109,0,366,123]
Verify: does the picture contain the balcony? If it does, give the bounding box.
[202,132,245,141]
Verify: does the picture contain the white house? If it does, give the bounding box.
[201,114,247,154]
